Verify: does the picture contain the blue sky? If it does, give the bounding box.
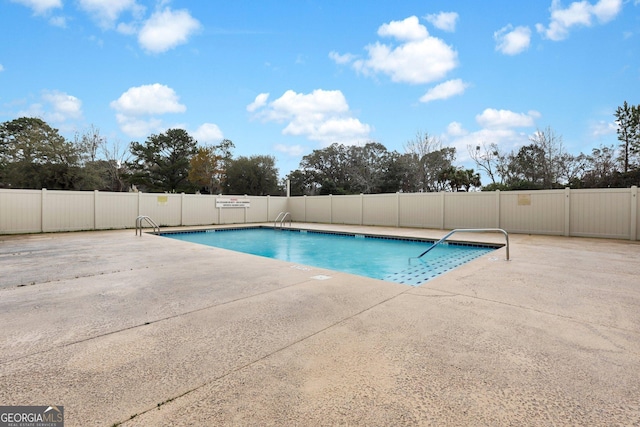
[1,0,639,180]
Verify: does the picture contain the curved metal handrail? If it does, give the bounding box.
[274,211,291,229]
[135,215,160,235]
[410,228,509,263]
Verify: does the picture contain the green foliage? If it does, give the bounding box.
[224,155,280,195]
[188,139,234,194]
[614,101,640,173]
[289,140,475,195]
[0,117,84,189]
[128,128,198,193]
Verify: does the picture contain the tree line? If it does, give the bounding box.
[471,102,640,190]
[0,101,638,195]
[0,118,280,195]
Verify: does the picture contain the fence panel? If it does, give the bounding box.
[331,195,362,225]
[398,193,442,229]
[444,192,498,230]
[305,196,332,223]
[138,193,183,226]
[182,195,217,226]
[0,189,42,234]
[43,190,94,232]
[362,194,397,226]
[96,192,139,229]
[499,190,565,235]
[288,197,306,222]
[570,189,632,239]
[245,196,268,223]
[268,196,289,222]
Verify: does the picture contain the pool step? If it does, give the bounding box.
[384,248,492,286]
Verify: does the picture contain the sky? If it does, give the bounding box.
[1,0,639,181]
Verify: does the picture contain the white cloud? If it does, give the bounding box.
[16,90,83,128]
[476,108,540,129]
[138,7,201,53]
[590,120,617,138]
[115,115,163,138]
[592,0,623,22]
[192,123,223,143]
[110,83,186,115]
[536,0,623,41]
[337,16,458,85]
[250,89,371,146]
[378,16,429,41]
[49,15,66,27]
[445,126,531,163]
[41,90,83,121]
[0,64,4,72]
[274,144,306,157]
[110,83,187,137]
[419,79,469,103]
[494,25,531,55]
[9,0,61,15]
[425,12,459,32]
[246,93,269,112]
[78,0,145,29]
[446,121,468,137]
[328,51,356,65]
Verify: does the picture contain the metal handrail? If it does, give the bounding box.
[274,211,291,229]
[135,215,160,235]
[410,228,509,263]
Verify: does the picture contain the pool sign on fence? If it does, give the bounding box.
[216,197,250,208]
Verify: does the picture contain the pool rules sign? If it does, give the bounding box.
[216,197,250,208]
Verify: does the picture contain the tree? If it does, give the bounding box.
[578,145,618,188]
[224,155,280,195]
[347,142,394,194]
[128,128,198,192]
[404,131,456,192]
[286,169,314,196]
[99,138,131,192]
[188,139,234,194]
[0,117,82,189]
[529,126,567,188]
[468,142,504,185]
[297,143,351,194]
[614,101,640,173]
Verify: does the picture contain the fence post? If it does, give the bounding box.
[440,191,446,230]
[41,188,46,233]
[94,190,99,230]
[631,186,638,241]
[495,190,501,229]
[564,187,571,237]
[329,194,333,224]
[181,193,185,226]
[396,192,400,228]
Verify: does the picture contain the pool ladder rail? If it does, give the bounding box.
[135,215,160,236]
[274,211,292,229]
[409,228,510,264]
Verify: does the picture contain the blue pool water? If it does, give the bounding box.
[162,227,497,286]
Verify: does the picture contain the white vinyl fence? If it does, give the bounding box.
[1,187,638,240]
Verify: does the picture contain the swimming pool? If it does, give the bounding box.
[162,227,498,286]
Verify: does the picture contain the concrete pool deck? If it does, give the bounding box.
[0,224,639,426]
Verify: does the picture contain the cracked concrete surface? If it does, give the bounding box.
[1,225,639,426]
